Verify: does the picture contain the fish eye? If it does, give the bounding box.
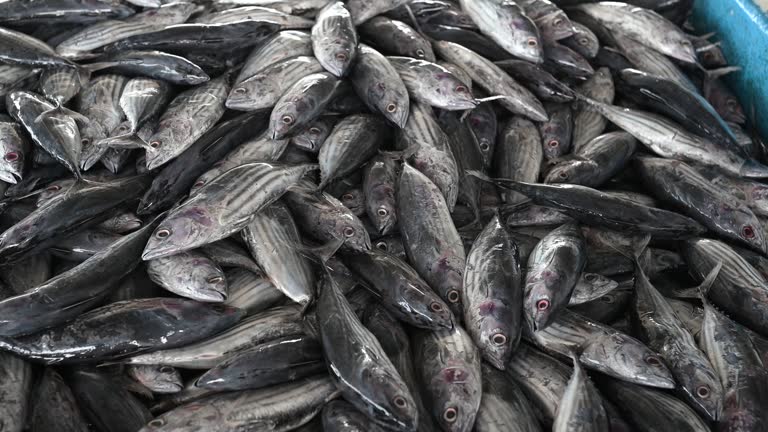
[81,138,90,146]
[233,87,247,94]
[553,18,564,26]
[377,208,388,217]
[160,366,175,374]
[645,355,662,366]
[335,52,348,62]
[585,274,597,282]
[342,193,354,201]
[4,152,19,162]
[536,299,550,311]
[416,49,425,57]
[281,115,294,125]
[479,142,490,152]
[118,124,128,132]
[375,241,388,251]
[193,180,205,188]
[579,38,589,46]
[46,184,61,192]
[454,85,468,93]
[429,302,443,312]
[547,140,559,148]
[148,419,165,427]
[393,395,407,408]
[443,407,458,423]
[558,171,568,179]
[309,127,321,135]
[343,227,355,237]
[150,140,161,148]
[207,276,223,284]
[600,295,614,304]
[696,385,711,398]
[447,289,460,303]
[742,225,756,239]
[156,228,171,238]
[491,333,507,345]
[386,103,398,113]
[527,38,538,47]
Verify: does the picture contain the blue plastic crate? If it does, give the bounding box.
[692,0,768,138]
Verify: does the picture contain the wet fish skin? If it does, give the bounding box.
[0,121,30,184]
[77,73,128,171]
[68,368,153,432]
[0,27,75,68]
[0,298,244,364]
[350,44,409,128]
[527,309,675,389]
[399,164,466,317]
[495,59,576,103]
[539,102,573,160]
[568,273,619,305]
[291,116,336,153]
[196,5,314,28]
[283,183,371,253]
[572,67,613,152]
[359,17,435,61]
[475,363,541,432]
[236,30,313,84]
[466,102,498,169]
[127,365,183,394]
[140,376,339,432]
[505,203,573,228]
[195,335,324,391]
[84,50,210,85]
[388,56,476,111]
[32,368,89,432]
[242,203,315,307]
[553,354,609,432]
[270,72,341,140]
[545,132,637,187]
[363,154,398,235]
[323,399,387,432]
[224,268,285,314]
[0,253,51,295]
[434,40,547,122]
[459,0,543,63]
[346,0,408,25]
[421,23,512,62]
[50,229,122,262]
[344,248,454,330]
[319,114,388,190]
[524,222,586,331]
[317,272,418,432]
[226,56,324,111]
[147,250,227,302]
[506,343,571,425]
[693,164,768,217]
[200,238,261,275]
[462,216,522,369]
[631,263,723,421]
[114,77,172,138]
[636,157,767,254]
[312,1,358,77]
[142,163,317,260]
[413,325,481,432]
[494,117,542,205]
[562,21,599,58]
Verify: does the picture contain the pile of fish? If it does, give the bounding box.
[0,0,767,430]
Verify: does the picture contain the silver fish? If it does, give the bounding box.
[363,153,398,235]
[350,44,409,127]
[572,67,613,152]
[318,114,388,190]
[553,354,608,432]
[127,365,183,394]
[475,363,541,432]
[346,0,409,25]
[270,72,341,140]
[227,56,324,111]
[459,0,543,63]
[197,6,314,28]
[0,121,29,184]
[224,268,284,314]
[147,250,227,302]
[359,17,435,61]
[388,56,476,110]
[311,1,358,77]
[494,117,543,205]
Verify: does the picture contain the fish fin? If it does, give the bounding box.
[698,262,723,298]
[739,159,768,178]
[379,143,420,161]
[297,238,345,265]
[82,61,120,72]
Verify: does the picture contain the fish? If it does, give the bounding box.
[553,353,609,432]
[495,59,576,103]
[350,44,409,127]
[31,368,89,432]
[562,22,600,59]
[475,363,541,432]
[524,222,586,330]
[77,74,128,170]
[0,27,75,68]
[83,50,210,85]
[413,325,482,432]
[226,56,324,111]
[317,271,418,431]
[362,154,398,235]
[196,6,314,28]
[69,368,153,432]
[506,343,572,425]
[388,56,476,111]
[0,121,30,184]
[147,250,227,302]
[270,72,341,140]
[291,116,336,153]
[543,42,594,80]
[50,229,122,261]
[323,399,387,432]
[224,268,284,314]
[572,67,614,152]
[312,2,358,77]
[538,102,573,161]
[127,365,183,395]
[459,0,543,63]
[236,30,313,84]
[462,215,523,369]
[545,132,637,187]
[142,163,317,260]
[359,17,435,61]
[318,114,388,190]
[346,0,409,25]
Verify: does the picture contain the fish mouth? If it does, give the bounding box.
[198,290,227,303]
[0,170,21,184]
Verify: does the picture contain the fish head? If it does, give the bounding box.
[581,273,618,293]
[144,118,192,170]
[36,179,75,207]
[537,11,573,42]
[434,72,476,110]
[524,270,563,331]
[430,365,480,432]
[140,402,216,431]
[225,76,277,111]
[678,363,724,421]
[316,38,357,77]
[292,119,333,152]
[187,257,228,302]
[474,299,518,369]
[540,122,569,160]
[581,334,675,389]
[363,365,418,432]
[337,216,371,253]
[371,199,397,235]
[270,101,304,140]
[142,206,215,260]
[544,160,599,185]
[400,277,454,329]
[719,204,768,254]
[131,365,184,394]
[0,147,25,185]
[508,16,544,64]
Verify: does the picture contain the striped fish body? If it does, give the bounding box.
[350,44,409,128]
[475,364,541,432]
[694,164,768,217]
[242,203,314,306]
[398,102,460,210]
[0,350,32,431]
[346,0,409,25]
[545,132,637,188]
[0,120,29,184]
[360,17,435,61]
[224,268,284,314]
[363,154,398,235]
[506,343,571,425]
[685,238,768,338]
[311,2,358,77]
[318,114,388,190]
[613,35,698,94]
[270,72,341,140]
[572,67,613,152]
[40,67,88,106]
[117,77,172,136]
[434,41,547,122]
[389,56,476,110]
[494,117,542,204]
[141,376,338,432]
[323,399,387,432]
[0,27,74,68]
[398,164,465,317]
[463,216,523,369]
[517,0,574,41]
[412,325,481,432]
[77,74,129,170]
[126,305,303,369]
[636,157,767,254]
[55,3,198,59]
[227,56,324,111]
[459,0,543,64]
[145,73,230,170]
[236,30,312,84]
[199,238,261,274]
[553,357,608,432]
[527,309,675,388]
[317,274,418,431]
[197,6,314,28]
